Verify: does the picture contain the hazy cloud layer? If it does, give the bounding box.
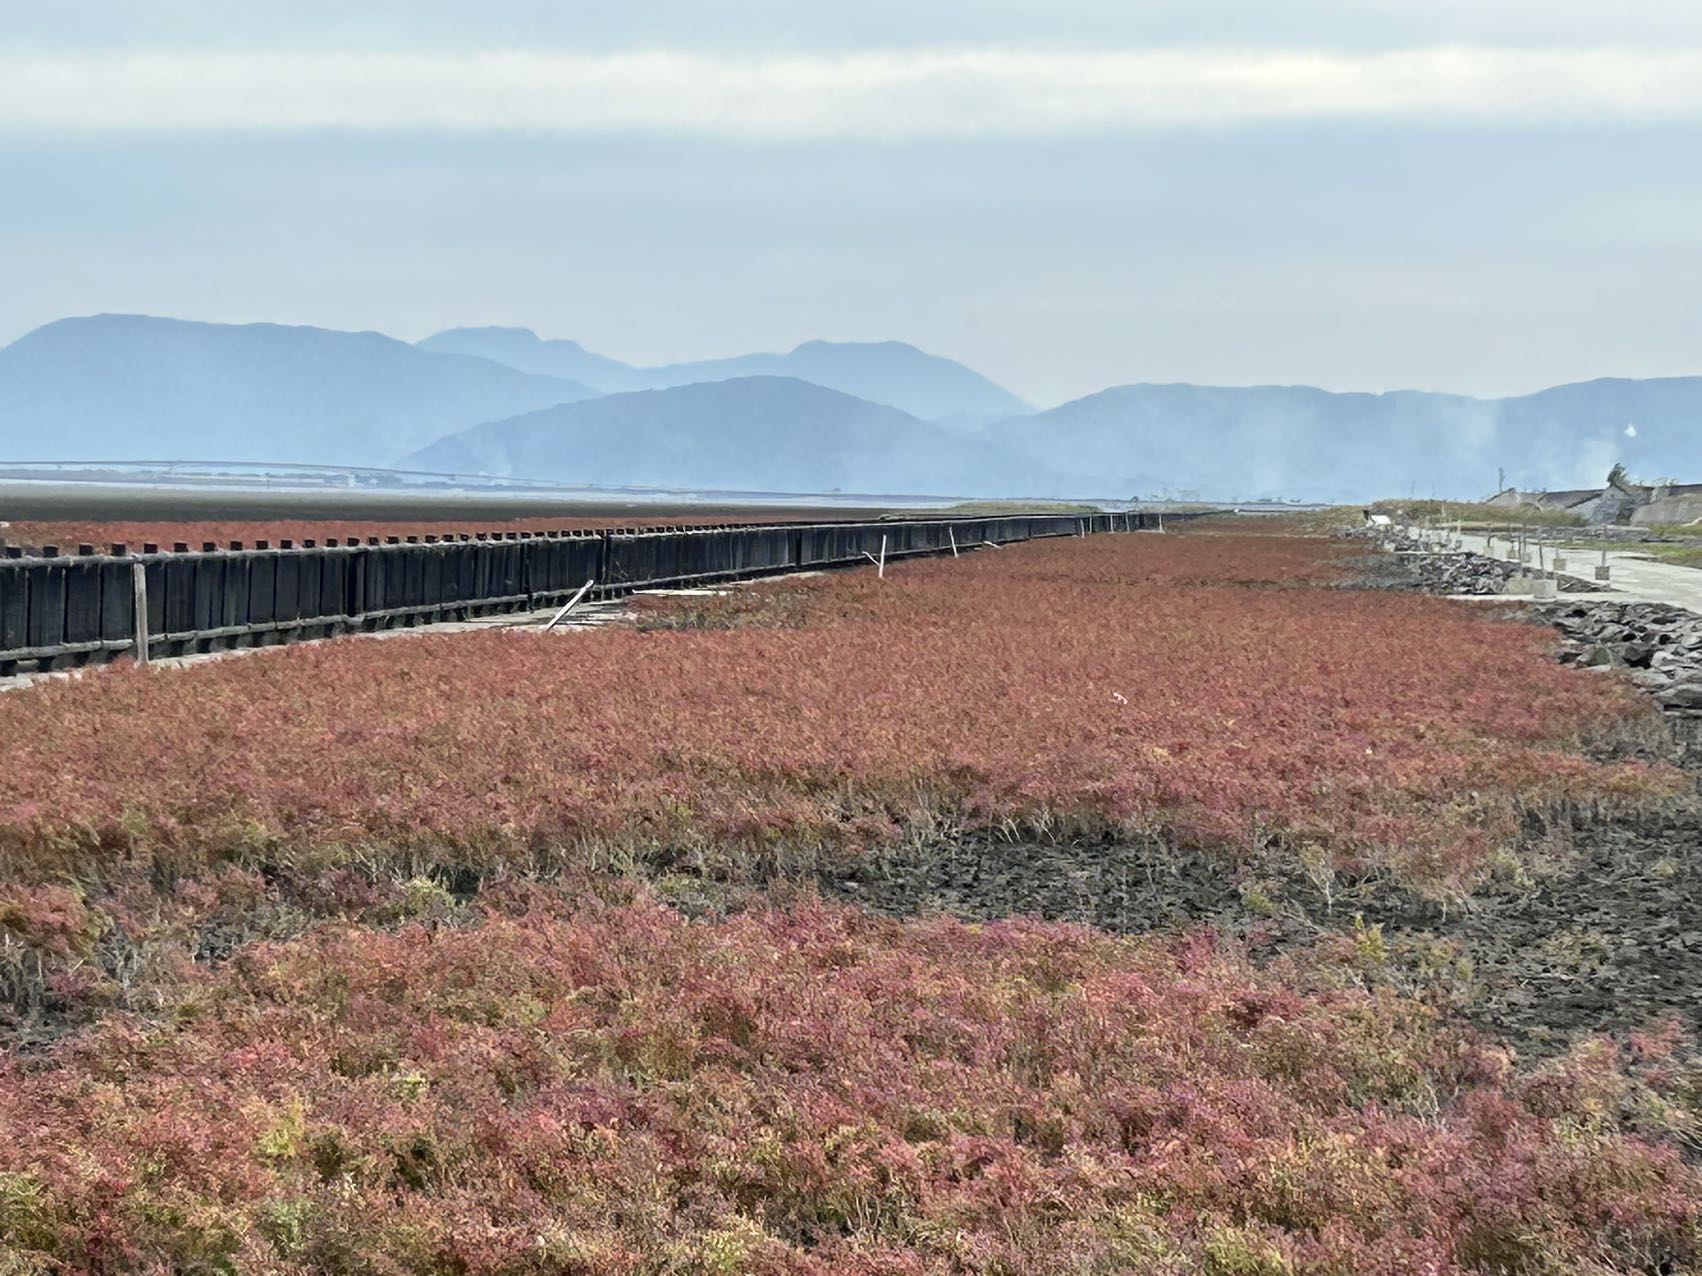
[12,0,1702,53]
[4,2,1701,408]
[7,47,1702,137]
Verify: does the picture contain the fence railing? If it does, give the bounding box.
[0,512,1178,672]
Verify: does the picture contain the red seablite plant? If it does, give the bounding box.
[0,895,1694,1273]
[0,533,1674,895]
[0,513,803,550]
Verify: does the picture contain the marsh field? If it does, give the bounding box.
[2,521,1700,1274]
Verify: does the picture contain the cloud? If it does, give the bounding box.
[4,47,1702,138]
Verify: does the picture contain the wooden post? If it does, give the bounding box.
[543,578,596,631]
[131,559,149,666]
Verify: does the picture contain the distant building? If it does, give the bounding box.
[1484,468,1702,526]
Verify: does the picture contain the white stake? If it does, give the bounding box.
[949,528,958,557]
[131,559,149,666]
[878,534,887,578]
[543,578,596,631]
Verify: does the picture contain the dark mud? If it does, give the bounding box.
[810,581,1702,1059]
[1446,806,1702,1052]
[818,801,1702,1060]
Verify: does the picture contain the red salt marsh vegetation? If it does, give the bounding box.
[1,894,1699,1274]
[0,512,799,551]
[3,528,1701,1272]
[0,532,1674,897]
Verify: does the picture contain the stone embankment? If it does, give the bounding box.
[1352,526,1594,595]
[1403,551,1558,595]
[1354,544,1593,595]
[1541,599,1702,714]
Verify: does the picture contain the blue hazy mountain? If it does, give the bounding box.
[0,315,597,467]
[400,376,1032,496]
[992,378,1702,502]
[417,328,1029,422]
[416,326,645,394]
[6,313,1702,500]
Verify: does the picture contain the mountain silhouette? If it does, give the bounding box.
[0,315,596,467]
[401,376,1031,496]
[416,327,644,394]
[5,313,1702,500]
[417,328,1028,422]
[994,378,1702,501]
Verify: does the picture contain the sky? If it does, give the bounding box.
[3,1,1701,408]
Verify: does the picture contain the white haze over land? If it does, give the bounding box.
[1,0,1700,489]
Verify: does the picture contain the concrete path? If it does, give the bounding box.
[1457,533,1702,611]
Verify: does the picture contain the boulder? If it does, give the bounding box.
[1621,643,1657,668]
[1656,680,1702,711]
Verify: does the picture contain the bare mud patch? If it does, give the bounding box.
[818,799,1702,1061]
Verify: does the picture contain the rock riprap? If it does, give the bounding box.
[1541,599,1702,713]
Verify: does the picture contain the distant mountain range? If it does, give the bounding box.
[0,315,596,467]
[402,376,1027,494]
[417,327,1028,422]
[414,328,644,396]
[994,380,1702,502]
[3,313,1701,501]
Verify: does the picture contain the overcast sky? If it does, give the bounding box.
[3,1,1700,406]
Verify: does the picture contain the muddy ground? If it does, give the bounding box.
[809,557,1702,1060]
[14,542,1697,1066]
[817,796,1702,1060]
